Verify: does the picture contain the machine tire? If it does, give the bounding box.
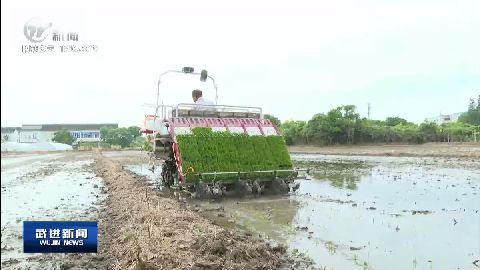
[161,163,169,186]
[267,178,289,195]
[234,181,252,197]
[194,181,212,199]
[252,180,264,195]
[211,183,224,200]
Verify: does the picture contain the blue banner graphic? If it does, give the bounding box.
[23,221,98,253]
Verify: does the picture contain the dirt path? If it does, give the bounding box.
[90,153,298,270]
[289,142,480,158]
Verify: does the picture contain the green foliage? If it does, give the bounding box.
[283,102,479,145]
[128,126,141,139]
[177,128,293,183]
[419,122,439,142]
[458,96,480,125]
[52,128,75,145]
[130,136,146,148]
[385,117,408,126]
[100,126,139,148]
[111,128,134,148]
[100,126,111,142]
[142,136,153,151]
[302,105,360,145]
[281,120,307,145]
[264,114,281,127]
[439,122,477,142]
[392,123,423,143]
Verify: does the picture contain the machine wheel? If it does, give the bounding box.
[234,181,252,197]
[194,181,212,199]
[251,180,264,195]
[161,161,175,187]
[211,182,224,200]
[267,178,289,195]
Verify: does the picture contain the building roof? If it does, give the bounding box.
[21,123,118,131]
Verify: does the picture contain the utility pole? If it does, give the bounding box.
[367,103,371,120]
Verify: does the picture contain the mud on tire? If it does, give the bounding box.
[266,178,289,195]
[234,181,252,197]
[194,181,212,199]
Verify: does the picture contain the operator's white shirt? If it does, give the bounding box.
[195,97,215,106]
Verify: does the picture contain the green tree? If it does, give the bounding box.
[100,126,113,142]
[282,120,307,145]
[419,122,439,142]
[458,97,480,125]
[99,126,137,148]
[468,98,475,111]
[109,128,134,148]
[305,113,330,144]
[264,114,281,127]
[302,105,361,145]
[52,128,75,145]
[128,126,141,139]
[440,122,475,142]
[323,105,360,144]
[385,117,408,126]
[276,103,477,145]
[393,123,422,143]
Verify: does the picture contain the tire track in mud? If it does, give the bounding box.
[90,153,310,270]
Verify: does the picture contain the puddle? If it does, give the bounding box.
[194,155,480,270]
[125,164,163,190]
[1,154,105,268]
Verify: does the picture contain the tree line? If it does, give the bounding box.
[265,96,480,145]
[52,96,479,147]
[53,126,142,148]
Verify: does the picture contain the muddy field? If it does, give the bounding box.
[1,145,479,270]
[289,142,480,158]
[1,152,106,269]
[1,151,311,270]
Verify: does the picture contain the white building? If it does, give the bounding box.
[425,112,463,125]
[17,123,118,143]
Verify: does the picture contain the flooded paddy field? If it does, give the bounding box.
[1,152,105,269]
[2,151,305,269]
[192,154,480,270]
[2,148,479,270]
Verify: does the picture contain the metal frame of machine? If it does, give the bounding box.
[142,67,306,197]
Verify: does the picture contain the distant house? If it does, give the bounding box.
[1,127,21,142]
[18,123,118,143]
[425,113,463,125]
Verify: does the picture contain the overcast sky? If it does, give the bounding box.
[1,0,479,127]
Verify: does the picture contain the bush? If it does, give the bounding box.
[52,129,75,145]
[100,126,137,148]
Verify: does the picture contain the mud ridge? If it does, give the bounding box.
[91,153,300,270]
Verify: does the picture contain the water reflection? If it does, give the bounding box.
[129,155,480,270]
[297,160,373,190]
[199,197,301,243]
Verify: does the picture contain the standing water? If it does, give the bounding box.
[198,155,480,270]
